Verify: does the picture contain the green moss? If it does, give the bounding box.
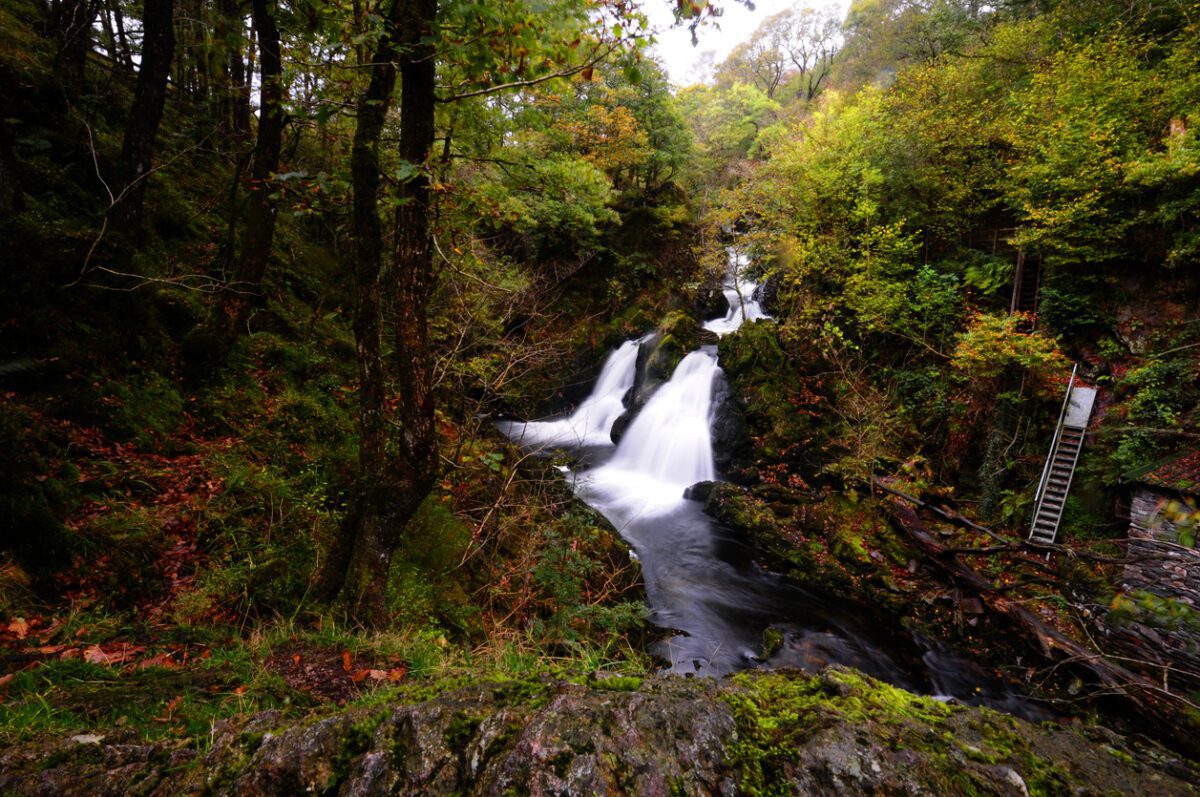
[445,711,484,751]
[720,669,1074,797]
[761,627,784,659]
[591,675,643,692]
[329,713,382,787]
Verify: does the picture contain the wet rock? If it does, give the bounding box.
[694,286,729,321]
[701,481,783,542]
[708,371,749,473]
[755,271,780,317]
[683,481,716,501]
[609,411,633,444]
[613,316,699,442]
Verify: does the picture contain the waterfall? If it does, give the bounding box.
[703,247,770,337]
[606,351,718,487]
[573,350,719,522]
[494,252,1039,714]
[496,339,640,450]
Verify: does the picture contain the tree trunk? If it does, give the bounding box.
[228,0,252,140]
[312,0,403,604]
[48,0,99,103]
[211,0,248,139]
[217,0,282,342]
[108,0,175,245]
[0,118,24,216]
[111,0,131,70]
[318,0,440,629]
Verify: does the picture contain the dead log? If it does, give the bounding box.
[885,498,1199,756]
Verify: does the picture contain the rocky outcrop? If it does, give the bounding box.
[708,371,749,473]
[2,669,1195,797]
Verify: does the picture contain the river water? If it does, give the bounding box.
[500,249,1040,716]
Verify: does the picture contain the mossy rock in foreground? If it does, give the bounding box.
[0,668,1195,796]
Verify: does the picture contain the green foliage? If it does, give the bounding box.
[678,82,779,167]
[387,497,475,632]
[490,156,619,256]
[1001,33,1177,266]
[950,313,1067,389]
[0,404,80,581]
[1109,590,1200,634]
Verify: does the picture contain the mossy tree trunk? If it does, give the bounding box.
[316,0,440,629]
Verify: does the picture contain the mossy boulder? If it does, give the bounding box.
[701,483,916,616]
[1,670,1194,796]
[644,310,699,386]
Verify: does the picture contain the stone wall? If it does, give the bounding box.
[1117,486,1200,680]
[1123,486,1200,607]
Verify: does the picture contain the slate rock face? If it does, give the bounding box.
[1,671,1196,797]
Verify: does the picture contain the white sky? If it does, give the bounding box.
[642,0,851,86]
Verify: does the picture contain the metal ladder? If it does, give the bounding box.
[1029,366,1096,545]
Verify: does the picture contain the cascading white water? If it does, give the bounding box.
[704,247,770,337]
[496,339,640,450]
[607,351,717,486]
[574,350,720,521]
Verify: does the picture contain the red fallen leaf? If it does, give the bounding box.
[27,645,68,656]
[83,644,145,666]
[161,695,184,718]
[350,669,370,683]
[291,654,302,667]
[232,685,248,696]
[0,673,14,689]
[83,645,111,665]
[58,647,81,660]
[364,665,407,683]
[138,652,178,670]
[341,650,353,672]
[7,618,29,640]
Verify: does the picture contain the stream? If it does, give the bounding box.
[500,248,1042,719]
